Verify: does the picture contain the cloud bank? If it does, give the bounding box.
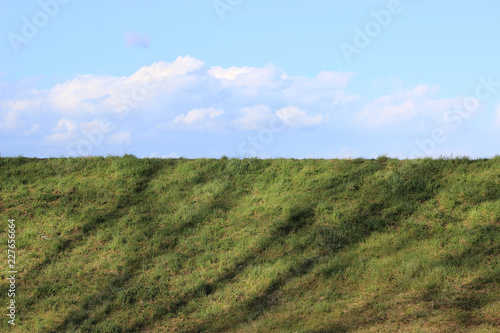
[1,55,496,158]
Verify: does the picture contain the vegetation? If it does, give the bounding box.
[0,155,498,332]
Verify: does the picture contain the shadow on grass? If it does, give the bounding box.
[27,158,170,274]
[180,160,452,332]
[122,203,318,332]
[46,161,248,332]
[196,255,322,333]
[24,159,170,329]
[418,223,500,327]
[26,158,499,332]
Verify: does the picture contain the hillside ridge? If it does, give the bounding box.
[1,156,498,332]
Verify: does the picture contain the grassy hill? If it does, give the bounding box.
[0,155,499,332]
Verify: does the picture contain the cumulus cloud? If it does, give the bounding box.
[353,84,459,128]
[0,97,43,132]
[174,107,224,128]
[2,99,42,112]
[44,55,204,115]
[232,105,274,130]
[231,105,322,130]
[3,55,476,158]
[208,64,284,90]
[45,119,77,142]
[208,66,253,81]
[12,56,355,122]
[276,106,323,128]
[47,75,119,114]
[124,31,151,49]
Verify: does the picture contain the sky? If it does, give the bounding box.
[1,0,499,159]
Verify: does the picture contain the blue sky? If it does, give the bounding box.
[1,0,499,158]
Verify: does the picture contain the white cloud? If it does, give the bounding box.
[5,55,480,158]
[106,132,131,145]
[0,98,43,132]
[355,99,417,127]
[5,57,355,127]
[2,99,42,112]
[23,123,40,135]
[232,105,274,130]
[208,64,283,90]
[45,56,205,115]
[128,56,204,82]
[45,119,77,142]
[174,107,224,125]
[47,75,118,114]
[232,104,323,130]
[276,106,323,128]
[208,66,253,80]
[0,112,18,131]
[353,84,459,128]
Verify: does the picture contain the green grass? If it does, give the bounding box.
[0,155,498,332]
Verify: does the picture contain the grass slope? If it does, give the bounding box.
[0,156,499,332]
